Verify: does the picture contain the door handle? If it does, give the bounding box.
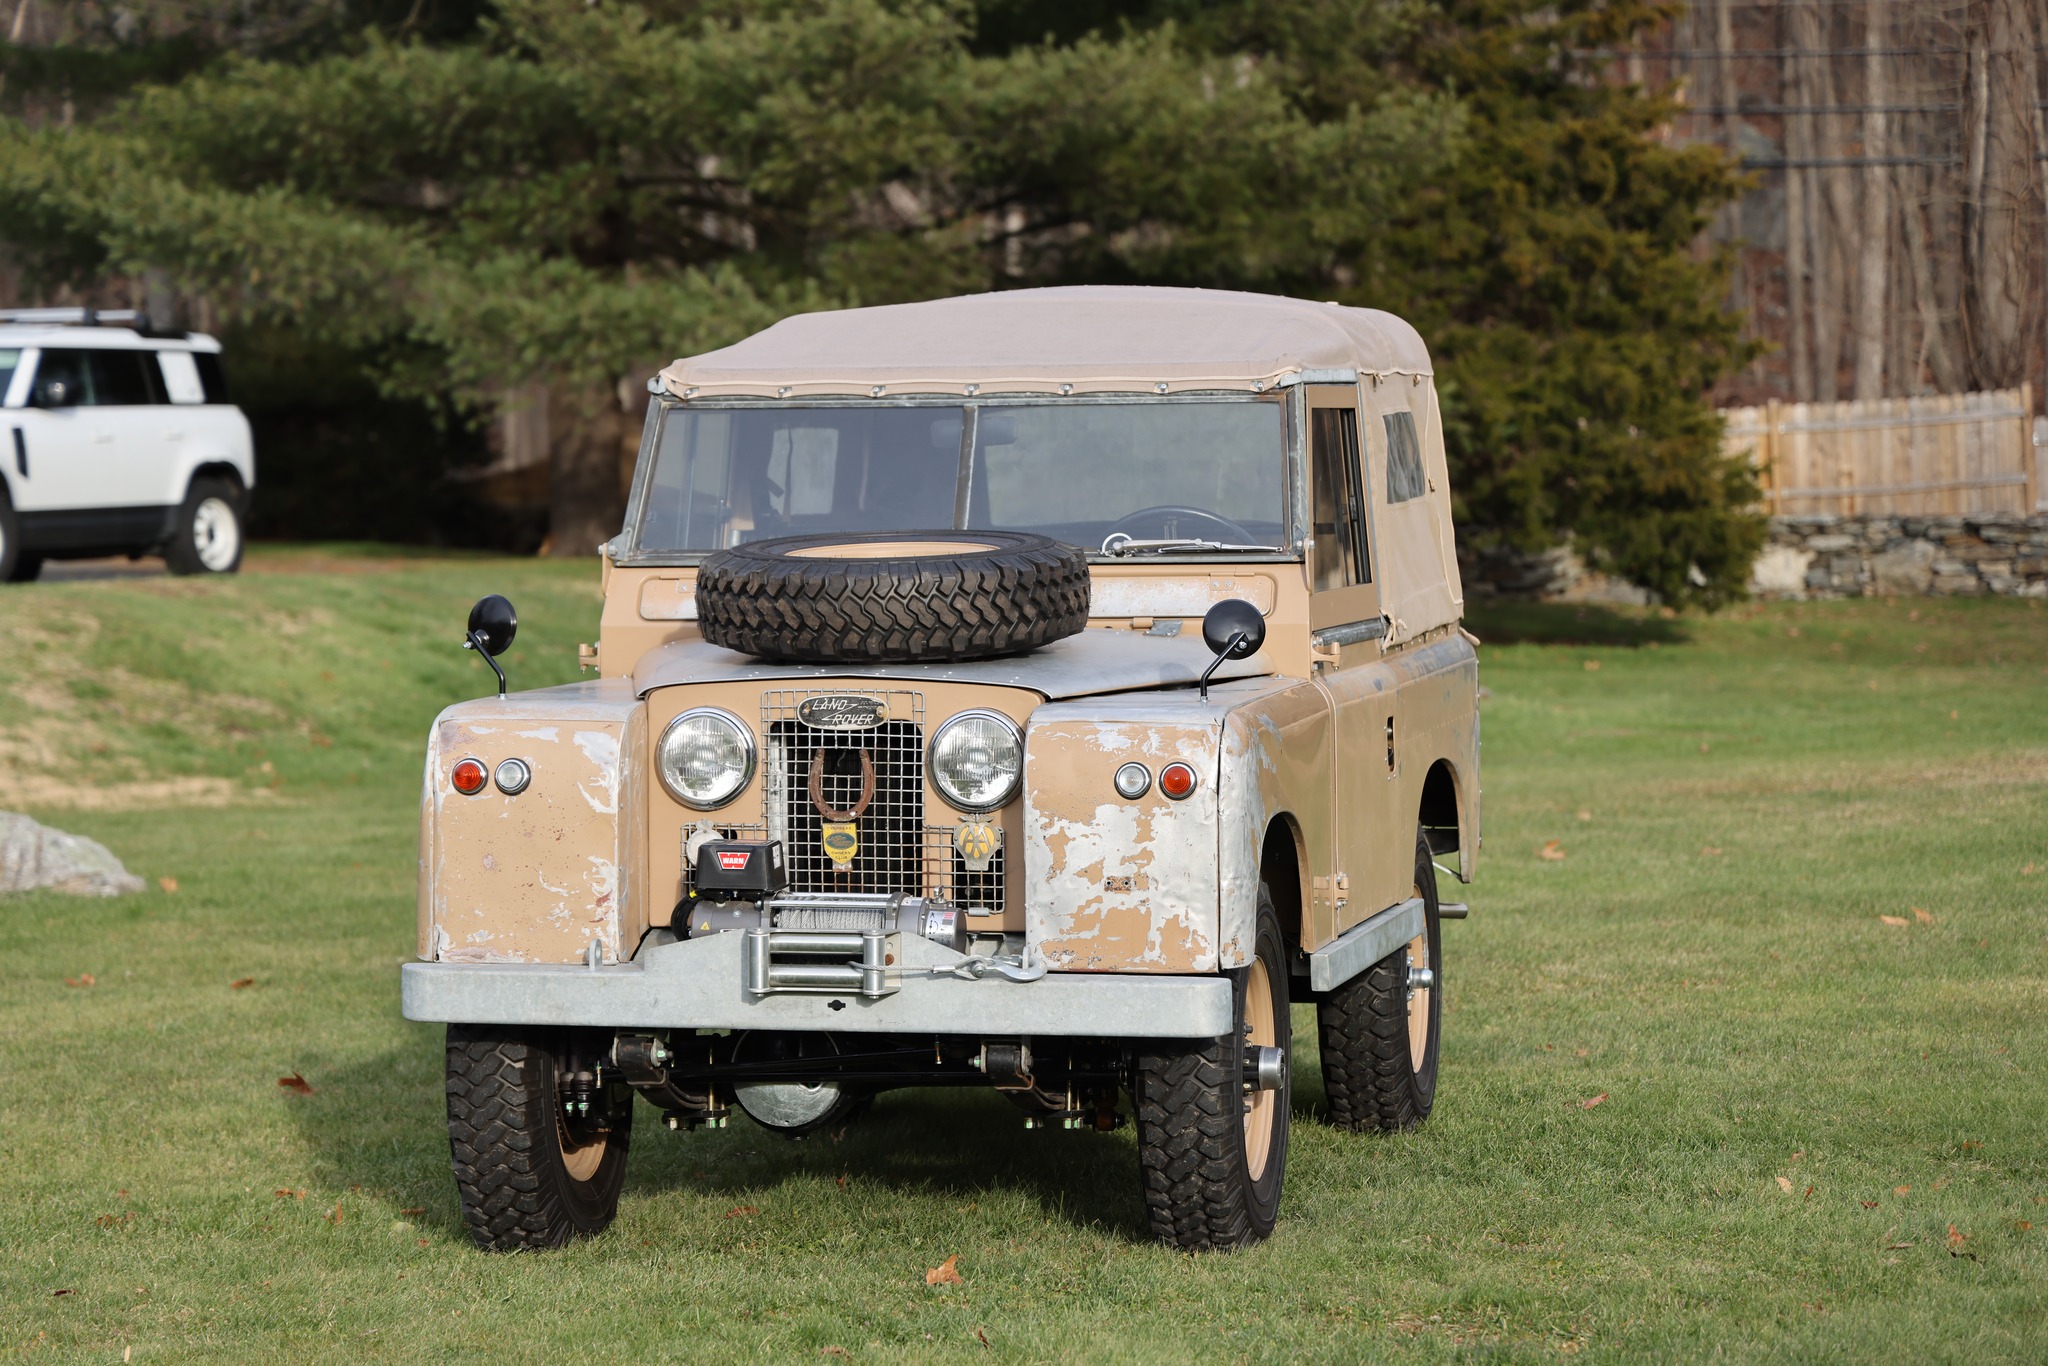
[10,427,23,478]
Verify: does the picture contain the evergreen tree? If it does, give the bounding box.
[1,0,1761,599]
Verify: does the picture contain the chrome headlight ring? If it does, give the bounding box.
[656,706,757,810]
[927,709,1024,813]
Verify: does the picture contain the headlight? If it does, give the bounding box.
[657,708,755,809]
[929,710,1022,812]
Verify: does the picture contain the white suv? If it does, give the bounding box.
[0,309,256,582]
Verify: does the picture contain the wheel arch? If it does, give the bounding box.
[187,460,248,499]
[1418,756,1473,882]
[1258,812,1307,962]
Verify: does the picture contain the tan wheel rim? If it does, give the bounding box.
[1242,956,1277,1182]
[1406,882,1432,1071]
[557,1095,608,1183]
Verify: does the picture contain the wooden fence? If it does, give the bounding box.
[1722,386,2039,517]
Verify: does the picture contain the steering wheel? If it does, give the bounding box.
[1101,505,1259,545]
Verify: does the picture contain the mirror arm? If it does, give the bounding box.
[1199,631,1247,702]
[465,630,509,697]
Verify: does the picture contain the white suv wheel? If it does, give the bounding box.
[191,496,241,572]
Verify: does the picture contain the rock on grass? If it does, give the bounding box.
[0,811,146,896]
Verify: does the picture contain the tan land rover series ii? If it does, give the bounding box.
[403,286,1479,1252]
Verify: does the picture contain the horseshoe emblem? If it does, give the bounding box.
[808,748,876,869]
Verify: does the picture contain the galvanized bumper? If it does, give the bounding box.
[401,928,1235,1039]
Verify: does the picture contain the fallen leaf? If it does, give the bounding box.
[1895,1185,1911,1196]
[1583,659,1600,671]
[277,1072,314,1095]
[400,1206,426,1216]
[1805,1185,1816,1200]
[1698,742,1710,753]
[65,973,96,988]
[230,977,255,989]
[1861,1201,1879,1208]
[1961,1141,1982,1150]
[51,1288,75,1297]
[1537,840,1566,862]
[95,1212,134,1228]
[1776,1176,1794,1192]
[158,877,178,893]
[2015,1221,2033,1233]
[723,1206,758,1219]
[1886,1240,1914,1250]
[819,1349,850,1359]
[1949,710,1959,721]
[1580,1093,1607,1110]
[274,1188,306,1200]
[926,1254,964,1286]
[1932,1178,1949,1191]
[976,1327,991,1348]
[1575,809,1591,822]
[1878,915,1908,927]
[1790,1151,1804,1161]
[1947,1224,1975,1258]
[1786,626,1801,637]
[324,1200,344,1225]
[1912,907,1934,924]
[836,1174,847,1189]
[1700,846,1723,857]
[2023,864,2039,876]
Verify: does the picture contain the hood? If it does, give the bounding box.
[632,629,1273,701]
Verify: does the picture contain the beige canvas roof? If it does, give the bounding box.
[658,286,1433,399]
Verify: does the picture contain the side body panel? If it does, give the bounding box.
[1217,679,1333,961]
[1383,631,1481,887]
[418,680,647,964]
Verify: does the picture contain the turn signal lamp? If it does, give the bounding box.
[1158,762,1198,800]
[451,757,489,795]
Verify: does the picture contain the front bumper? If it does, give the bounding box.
[401,928,1234,1039]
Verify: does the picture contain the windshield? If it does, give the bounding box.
[631,399,1289,556]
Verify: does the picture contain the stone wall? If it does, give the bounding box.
[1751,514,2048,599]
[1460,513,2048,603]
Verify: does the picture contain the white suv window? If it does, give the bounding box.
[156,350,207,404]
[0,349,17,403]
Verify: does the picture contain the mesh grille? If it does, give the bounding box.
[674,691,1008,916]
[765,691,926,897]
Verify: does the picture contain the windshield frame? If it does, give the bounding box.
[614,389,1307,567]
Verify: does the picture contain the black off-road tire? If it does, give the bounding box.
[1318,828,1443,1132]
[1131,886,1291,1251]
[445,1025,633,1251]
[163,477,244,576]
[695,530,1089,663]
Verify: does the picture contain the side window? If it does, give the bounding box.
[1384,410,1425,503]
[193,352,231,404]
[1310,406,1368,590]
[90,350,159,406]
[156,351,208,404]
[30,349,93,407]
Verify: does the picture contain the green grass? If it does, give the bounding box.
[3,552,2045,1362]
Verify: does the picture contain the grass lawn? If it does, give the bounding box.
[2,546,2044,1362]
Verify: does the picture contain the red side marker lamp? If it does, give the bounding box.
[1158,762,1198,801]
[450,757,489,796]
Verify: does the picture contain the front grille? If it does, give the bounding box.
[764,690,926,897]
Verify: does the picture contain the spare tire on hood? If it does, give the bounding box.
[696,530,1091,664]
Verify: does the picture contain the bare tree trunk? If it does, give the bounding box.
[1964,0,2037,390]
[1853,0,1890,398]
[1781,16,1813,399]
[1801,0,1851,401]
[546,383,632,557]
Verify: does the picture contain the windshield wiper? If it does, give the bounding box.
[1100,534,1281,557]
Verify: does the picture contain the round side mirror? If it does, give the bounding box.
[467,595,518,657]
[1202,598,1266,659]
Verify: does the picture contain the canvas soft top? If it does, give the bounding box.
[658,286,1432,400]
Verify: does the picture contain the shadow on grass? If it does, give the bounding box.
[1463,600,1693,648]
[286,1032,1332,1247]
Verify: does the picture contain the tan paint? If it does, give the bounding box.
[785,539,1002,559]
[1023,711,1225,973]
[638,577,697,621]
[420,681,646,965]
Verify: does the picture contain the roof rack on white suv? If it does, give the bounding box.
[0,308,155,331]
